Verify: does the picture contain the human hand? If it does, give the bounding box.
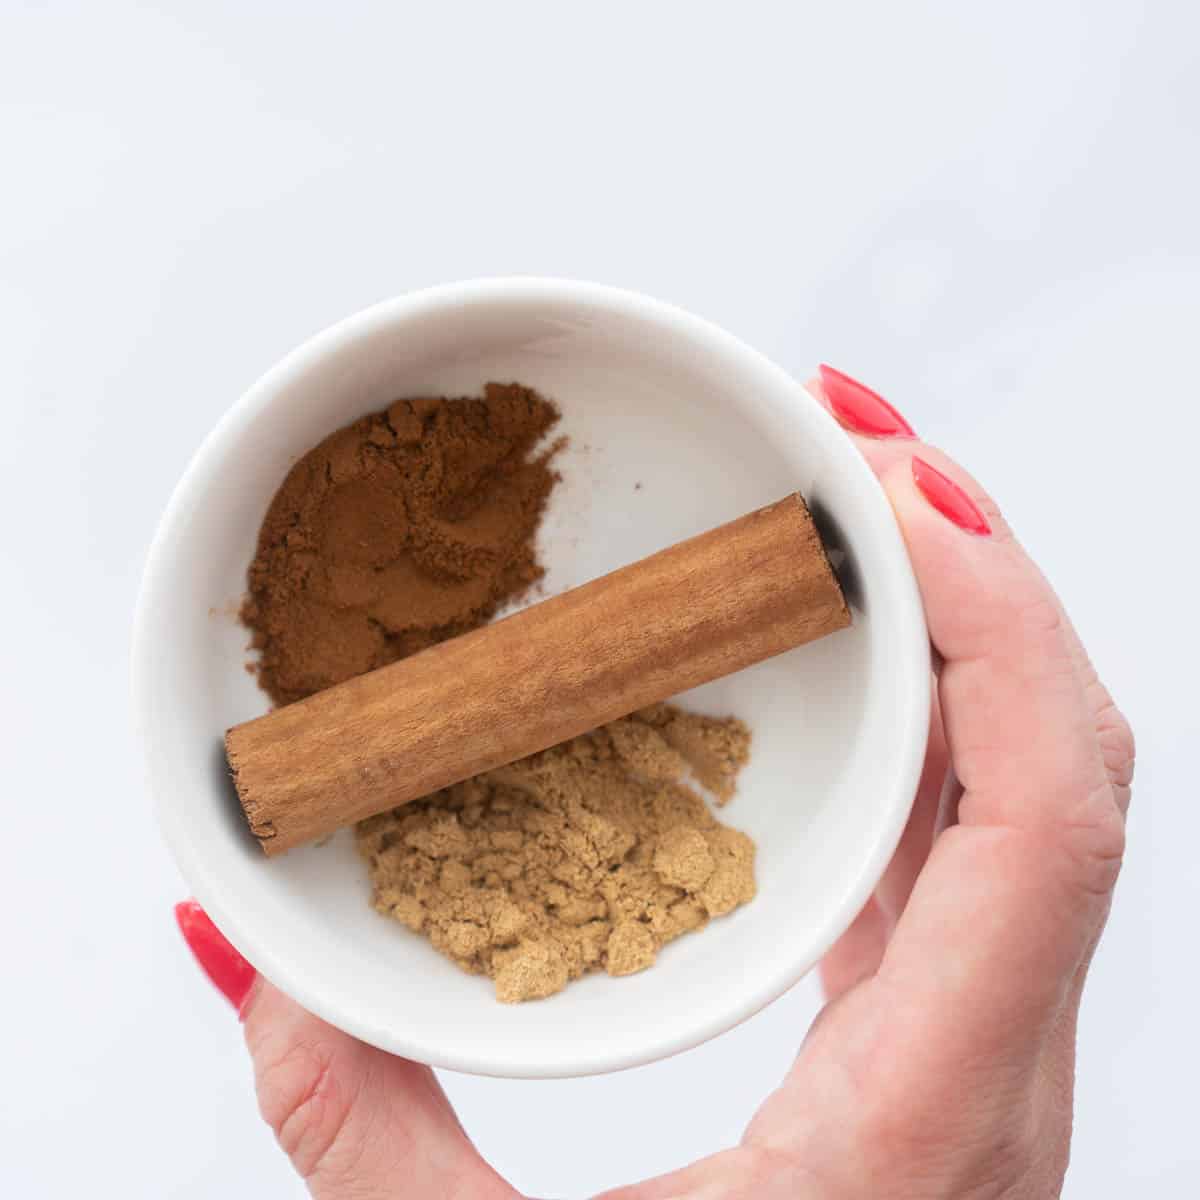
[175,364,1133,1198]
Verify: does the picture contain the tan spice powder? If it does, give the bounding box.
[356,704,754,1002]
[241,381,758,1002]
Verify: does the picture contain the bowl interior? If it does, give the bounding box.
[136,282,928,1077]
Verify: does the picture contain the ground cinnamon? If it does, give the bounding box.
[242,382,561,704]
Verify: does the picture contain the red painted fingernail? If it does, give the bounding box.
[819,364,915,438]
[175,900,256,1014]
[911,457,992,535]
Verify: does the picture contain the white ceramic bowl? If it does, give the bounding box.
[134,278,929,1078]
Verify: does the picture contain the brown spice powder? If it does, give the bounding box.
[356,705,754,1002]
[242,382,562,705]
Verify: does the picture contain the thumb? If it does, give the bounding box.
[175,901,516,1200]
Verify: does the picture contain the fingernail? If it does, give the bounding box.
[911,456,992,535]
[819,364,915,438]
[174,899,256,1014]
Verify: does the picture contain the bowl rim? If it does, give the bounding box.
[133,276,930,1077]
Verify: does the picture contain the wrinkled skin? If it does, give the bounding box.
[238,383,1134,1199]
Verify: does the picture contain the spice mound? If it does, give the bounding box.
[242,382,561,705]
[356,704,754,1002]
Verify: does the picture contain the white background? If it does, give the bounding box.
[2,3,1196,1196]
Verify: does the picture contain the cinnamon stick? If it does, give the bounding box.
[227,493,849,856]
